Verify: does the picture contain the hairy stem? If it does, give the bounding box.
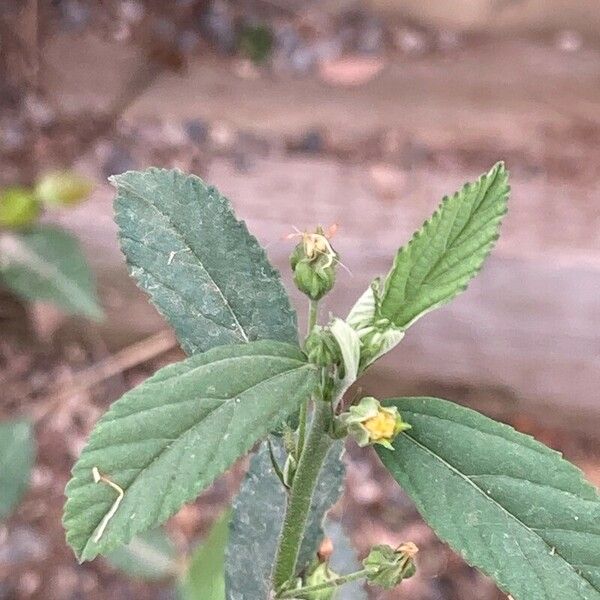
[278,569,369,598]
[297,299,319,458]
[307,299,318,336]
[273,400,333,590]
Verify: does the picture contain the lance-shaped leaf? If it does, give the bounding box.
[377,397,600,600]
[111,168,297,354]
[226,439,345,600]
[64,341,318,562]
[0,420,35,519]
[0,226,101,319]
[378,162,509,329]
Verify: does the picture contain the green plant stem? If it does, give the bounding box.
[273,400,333,590]
[296,299,319,458]
[306,299,318,336]
[278,569,369,598]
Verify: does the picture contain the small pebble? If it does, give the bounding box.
[184,119,209,145]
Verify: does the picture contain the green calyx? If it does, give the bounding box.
[278,560,340,600]
[346,282,405,371]
[356,318,404,371]
[304,326,342,368]
[290,227,338,301]
[363,543,418,589]
[0,187,40,229]
[339,397,410,450]
[303,561,339,600]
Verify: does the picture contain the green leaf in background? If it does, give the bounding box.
[323,520,368,600]
[0,420,35,519]
[180,511,230,600]
[105,528,178,581]
[0,225,102,319]
[111,168,297,355]
[376,397,600,600]
[226,439,345,600]
[64,340,318,562]
[379,162,509,329]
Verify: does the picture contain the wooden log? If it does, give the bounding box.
[51,155,600,431]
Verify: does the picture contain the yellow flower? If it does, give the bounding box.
[341,396,411,450]
[363,410,399,442]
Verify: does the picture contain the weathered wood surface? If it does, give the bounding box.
[42,34,600,429]
[52,154,600,431]
[370,0,600,35]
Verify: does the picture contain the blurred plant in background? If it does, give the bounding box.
[0,170,101,319]
[238,22,274,64]
[105,511,229,600]
[0,421,35,522]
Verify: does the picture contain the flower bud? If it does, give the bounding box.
[339,396,410,450]
[0,187,40,229]
[363,543,418,589]
[356,318,404,370]
[303,561,339,600]
[293,258,336,301]
[35,171,92,207]
[304,326,342,368]
[290,227,338,301]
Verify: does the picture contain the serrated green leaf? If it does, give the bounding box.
[376,397,600,600]
[379,162,509,328]
[180,511,230,600]
[64,341,318,562]
[111,168,297,354]
[0,226,102,319]
[0,420,35,519]
[104,528,178,581]
[225,439,345,600]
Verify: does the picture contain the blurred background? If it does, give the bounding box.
[1,1,599,598]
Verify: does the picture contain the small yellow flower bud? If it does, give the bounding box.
[363,410,399,442]
[340,396,410,449]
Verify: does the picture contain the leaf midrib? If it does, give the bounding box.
[408,169,503,295]
[116,180,250,342]
[142,353,306,387]
[124,254,240,337]
[78,358,310,463]
[400,430,600,595]
[78,363,312,555]
[382,166,505,322]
